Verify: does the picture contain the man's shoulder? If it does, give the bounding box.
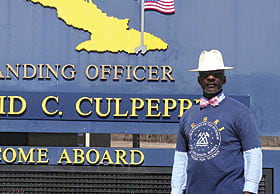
[184,103,200,114]
[224,95,251,114]
[180,103,200,122]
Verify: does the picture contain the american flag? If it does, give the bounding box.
[144,0,175,14]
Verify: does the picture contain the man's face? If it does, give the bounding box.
[198,70,226,96]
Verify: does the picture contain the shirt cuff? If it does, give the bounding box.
[243,180,259,193]
[171,188,185,194]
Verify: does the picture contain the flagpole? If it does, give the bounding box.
[135,0,147,54]
[141,0,144,47]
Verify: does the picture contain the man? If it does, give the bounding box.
[171,50,262,194]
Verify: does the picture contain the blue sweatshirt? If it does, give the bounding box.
[172,94,262,194]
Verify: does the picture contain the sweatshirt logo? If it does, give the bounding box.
[189,117,224,161]
[196,132,210,146]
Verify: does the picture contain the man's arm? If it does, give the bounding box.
[235,110,262,194]
[171,151,188,194]
[172,116,189,194]
[243,147,263,194]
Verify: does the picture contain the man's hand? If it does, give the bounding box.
[243,192,255,194]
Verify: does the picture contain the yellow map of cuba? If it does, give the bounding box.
[24,0,168,54]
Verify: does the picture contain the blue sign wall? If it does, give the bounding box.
[0,0,279,136]
[0,91,249,133]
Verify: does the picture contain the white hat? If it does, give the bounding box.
[189,49,234,72]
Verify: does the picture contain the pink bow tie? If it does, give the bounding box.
[200,96,219,108]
